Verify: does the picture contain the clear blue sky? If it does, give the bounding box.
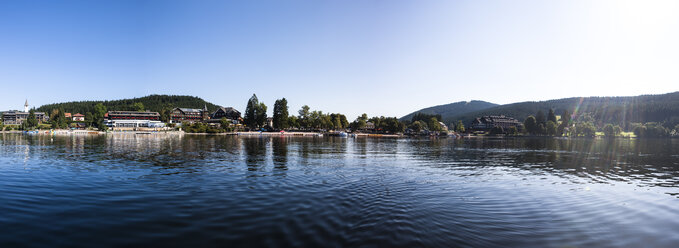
[1,0,678,119]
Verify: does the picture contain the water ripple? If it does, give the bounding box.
[1,134,679,247]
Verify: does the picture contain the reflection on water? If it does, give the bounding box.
[271,138,288,173]
[1,134,678,247]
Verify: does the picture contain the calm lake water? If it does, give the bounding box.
[1,134,678,247]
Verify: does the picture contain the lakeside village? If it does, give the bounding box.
[1,95,677,138]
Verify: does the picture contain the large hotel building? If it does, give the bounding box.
[103,111,164,128]
[1,100,49,125]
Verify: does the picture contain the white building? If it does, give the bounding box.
[104,119,165,128]
[72,113,85,122]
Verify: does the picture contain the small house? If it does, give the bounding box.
[72,113,85,122]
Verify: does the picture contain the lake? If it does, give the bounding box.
[1,134,678,247]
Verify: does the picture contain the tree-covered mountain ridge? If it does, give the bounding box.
[400,100,499,122]
[403,91,679,129]
[37,95,221,115]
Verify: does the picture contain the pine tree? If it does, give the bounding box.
[524,116,537,135]
[298,105,311,129]
[456,120,465,133]
[536,110,546,125]
[26,109,38,128]
[273,98,289,130]
[93,103,107,129]
[244,94,259,128]
[548,109,557,123]
[256,102,267,128]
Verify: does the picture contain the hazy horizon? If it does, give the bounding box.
[2,0,678,119]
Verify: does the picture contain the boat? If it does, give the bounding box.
[25,130,39,135]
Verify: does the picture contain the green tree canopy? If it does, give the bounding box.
[428,117,442,132]
[574,122,596,137]
[455,120,465,133]
[603,124,615,137]
[558,110,571,136]
[548,109,557,123]
[368,116,405,133]
[38,95,219,117]
[489,126,504,136]
[633,123,669,137]
[298,105,311,129]
[339,115,349,129]
[329,113,343,130]
[220,117,230,129]
[524,116,537,135]
[132,102,145,112]
[411,112,441,123]
[273,98,289,130]
[85,112,93,127]
[409,121,425,133]
[26,109,38,128]
[49,108,68,129]
[256,102,267,128]
[351,113,368,131]
[159,108,171,123]
[244,94,262,128]
[244,94,258,128]
[93,103,107,129]
[288,115,300,129]
[536,110,546,125]
[546,121,557,136]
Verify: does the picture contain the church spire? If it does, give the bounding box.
[202,104,209,120]
[24,99,29,112]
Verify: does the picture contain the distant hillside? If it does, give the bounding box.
[37,95,221,115]
[445,92,679,129]
[400,100,498,122]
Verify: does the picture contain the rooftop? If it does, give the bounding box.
[176,108,203,113]
[107,111,160,116]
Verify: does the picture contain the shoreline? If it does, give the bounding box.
[2,130,672,139]
[0,130,184,135]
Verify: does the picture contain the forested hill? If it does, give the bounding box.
[445,92,679,129]
[400,100,498,122]
[37,95,221,115]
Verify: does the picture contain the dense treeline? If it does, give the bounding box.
[631,123,675,138]
[241,94,409,133]
[21,103,111,130]
[37,95,220,121]
[428,92,679,131]
[524,109,594,137]
[182,118,235,133]
[366,116,404,133]
[241,94,352,131]
[402,113,447,133]
[516,108,679,138]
